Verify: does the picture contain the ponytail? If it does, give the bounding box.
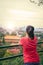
[26,25,34,40]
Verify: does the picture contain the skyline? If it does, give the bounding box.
[0,26,43,33]
[0,0,43,29]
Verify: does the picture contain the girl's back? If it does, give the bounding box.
[19,36,40,63]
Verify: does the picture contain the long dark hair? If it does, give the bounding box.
[26,25,34,40]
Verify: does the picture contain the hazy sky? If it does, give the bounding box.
[0,0,43,30]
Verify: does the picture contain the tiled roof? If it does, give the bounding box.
[4,35,20,40]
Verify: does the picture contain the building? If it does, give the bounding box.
[4,35,20,43]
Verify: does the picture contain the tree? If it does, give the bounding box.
[11,32,17,36]
[29,0,43,6]
[0,32,5,44]
[21,32,26,37]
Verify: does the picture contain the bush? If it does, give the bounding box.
[2,50,23,65]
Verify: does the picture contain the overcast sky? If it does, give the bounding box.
[0,0,43,30]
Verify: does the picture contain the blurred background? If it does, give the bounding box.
[0,0,43,65]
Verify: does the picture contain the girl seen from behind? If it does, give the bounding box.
[19,25,40,65]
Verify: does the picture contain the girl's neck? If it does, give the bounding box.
[26,34,29,38]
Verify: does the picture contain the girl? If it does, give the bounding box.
[19,25,40,65]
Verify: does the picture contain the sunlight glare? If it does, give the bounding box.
[5,21,15,30]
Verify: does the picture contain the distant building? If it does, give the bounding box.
[34,31,41,34]
[4,35,20,43]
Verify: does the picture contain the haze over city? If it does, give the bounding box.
[0,0,43,30]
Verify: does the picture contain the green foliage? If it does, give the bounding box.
[39,52,43,65]
[21,32,26,37]
[37,43,43,65]
[2,51,23,65]
[11,32,17,36]
[0,32,5,45]
[0,48,6,65]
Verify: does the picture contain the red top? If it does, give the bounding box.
[19,36,40,63]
